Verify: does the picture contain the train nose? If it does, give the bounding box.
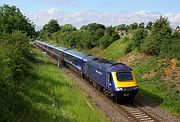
[114,86,139,99]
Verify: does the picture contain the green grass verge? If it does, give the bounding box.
[0,47,108,122]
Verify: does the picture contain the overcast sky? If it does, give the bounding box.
[1,0,180,30]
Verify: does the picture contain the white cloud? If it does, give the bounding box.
[47,8,58,14]
[26,8,180,30]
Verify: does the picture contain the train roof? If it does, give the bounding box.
[35,40,67,51]
[64,49,89,59]
[108,64,132,72]
[54,45,68,51]
[35,40,49,46]
[87,57,117,70]
[83,55,97,62]
[86,57,132,72]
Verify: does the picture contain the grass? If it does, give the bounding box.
[102,35,133,60]
[0,47,108,122]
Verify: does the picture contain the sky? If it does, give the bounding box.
[1,0,180,30]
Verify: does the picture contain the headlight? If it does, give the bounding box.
[133,86,138,90]
[115,87,123,91]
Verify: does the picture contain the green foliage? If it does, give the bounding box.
[0,31,30,86]
[129,23,138,30]
[99,31,120,49]
[43,19,60,34]
[47,22,120,49]
[39,19,60,41]
[0,31,33,121]
[99,35,111,49]
[80,23,105,31]
[61,24,76,32]
[131,28,148,51]
[146,21,153,30]
[0,47,109,121]
[0,4,35,37]
[141,17,172,55]
[115,24,128,31]
[139,22,145,28]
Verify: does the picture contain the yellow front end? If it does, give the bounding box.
[112,71,138,88]
[111,71,138,99]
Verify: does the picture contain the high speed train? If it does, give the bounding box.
[34,40,138,100]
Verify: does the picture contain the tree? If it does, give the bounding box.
[0,4,35,37]
[80,23,105,31]
[132,28,147,51]
[111,31,120,41]
[129,23,138,30]
[146,21,153,30]
[139,22,144,28]
[61,24,76,32]
[105,26,114,36]
[39,19,60,40]
[115,24,127,30]
[99,35,111,48]
[92,28,105,46]
[42,19,60,34]
[79,30,93,49]
[141,16,172,55]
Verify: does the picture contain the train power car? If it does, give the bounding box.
[34,40,139,100]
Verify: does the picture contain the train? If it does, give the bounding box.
[34,40,138,100]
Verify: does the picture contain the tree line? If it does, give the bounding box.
[38,17,180,59]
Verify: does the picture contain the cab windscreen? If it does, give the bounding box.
[116,72,133,81]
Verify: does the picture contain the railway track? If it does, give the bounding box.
[117,103,165,122]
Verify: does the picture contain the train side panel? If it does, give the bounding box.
[64,53,83,71]
[84,61,108,89]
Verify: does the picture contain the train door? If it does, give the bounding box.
[84,63,88,76]
[106,72,112,89]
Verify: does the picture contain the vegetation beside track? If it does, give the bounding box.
[25,47,108,122]
[1,45,108,121]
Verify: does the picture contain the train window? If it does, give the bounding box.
[116,72,133,81]
[65,54,77,65]
[108,73,112,83]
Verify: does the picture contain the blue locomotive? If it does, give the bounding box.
[35,40,138,100]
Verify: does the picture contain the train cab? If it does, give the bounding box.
[108,64,138,99]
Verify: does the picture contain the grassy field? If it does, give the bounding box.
[0,47,108,122]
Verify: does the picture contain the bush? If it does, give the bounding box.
[131,28,147,51]
[0,31,30,87]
